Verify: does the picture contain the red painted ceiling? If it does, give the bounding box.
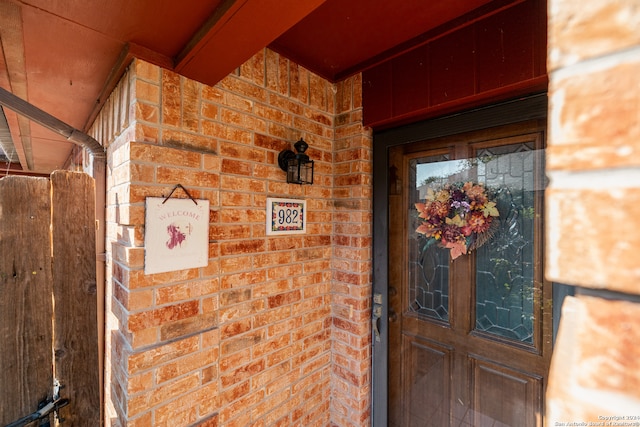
[0,0,494,174]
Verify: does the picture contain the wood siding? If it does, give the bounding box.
[362,0,547,129]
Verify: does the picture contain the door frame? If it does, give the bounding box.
[371,93,549,426]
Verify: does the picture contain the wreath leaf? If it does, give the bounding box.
[482,201,499,217]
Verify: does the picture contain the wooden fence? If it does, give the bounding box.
[0,171,100,426]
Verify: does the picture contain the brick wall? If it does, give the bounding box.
[89,50,372,426]
[546,0,640,422]
[331,75,372,426]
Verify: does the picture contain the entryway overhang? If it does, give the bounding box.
[0,0,498,175]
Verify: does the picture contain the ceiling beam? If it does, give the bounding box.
[175,0,326,86]
[0,161,49,177]
[175,0,245,67]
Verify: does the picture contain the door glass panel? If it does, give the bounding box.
[408,154,468,322]
[474,142,543,344]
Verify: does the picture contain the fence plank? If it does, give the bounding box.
[51,171,101,425]
[0,176,54,425]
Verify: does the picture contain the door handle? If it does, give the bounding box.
[372,292,383,343]
[372,305,382,342]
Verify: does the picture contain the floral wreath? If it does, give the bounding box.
[415,181,499,259]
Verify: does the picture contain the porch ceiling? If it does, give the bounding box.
[0,0,494,175]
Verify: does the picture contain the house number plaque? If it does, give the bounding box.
[266,197,306,235]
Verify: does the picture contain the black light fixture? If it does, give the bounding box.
[278,138,314,185]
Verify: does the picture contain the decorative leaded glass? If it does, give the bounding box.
[474,142,542,344]
[408,155,468,322]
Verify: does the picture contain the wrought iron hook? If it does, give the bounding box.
[162,183,198,205]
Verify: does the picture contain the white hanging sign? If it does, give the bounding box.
[144,197,209,275]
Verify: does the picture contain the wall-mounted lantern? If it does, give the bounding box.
[277,138,314,185]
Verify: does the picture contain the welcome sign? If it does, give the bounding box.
[144,197,210,275]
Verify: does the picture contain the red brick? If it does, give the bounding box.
[128,371,153,394]
[220,175,266,193]
[252,333,292,359]
[127,336,199,374]
[220,270,267,289]
[201,102,219,120]
[548,0,640,71]
[277,56,290,96]
[266,264,302,280]
[155,280,215,305]
[219,288,252,306]
[219,380,250,405]
[251,360,292,390]
[548,61,640,171]
[221,158,252,176]
[161,70,181,127]
[220,389,264,426]
[211,224,252,240]
[265,49,279,92]
[135,101,159,124]
[130,142,201,167]
[251,389,294,425]
[255,103,293,126]
[267,316,303,338]
[219,75,268,103]
[220,329,265,355]
[220,359,266,387]
[135,122,160,142]
[196,382,220,416]
[128,301,199,332]
[267,290,301,308]
[219,300,264,324]
[153,393,199,426]
[219,255,253,273]
[159,312,218,341]
[156,350,217,384]
[223,92,255,112]
[547,296,640,423]
[220,239,265,256]
[253,251,292,268]
[202,365,218,384]
[156,166,219,187]
[220,317,253,339]
[219,348,251,373]
[241,48,265,86]
[546,187,640,293]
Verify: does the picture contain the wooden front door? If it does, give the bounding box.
[387,121,552,427]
